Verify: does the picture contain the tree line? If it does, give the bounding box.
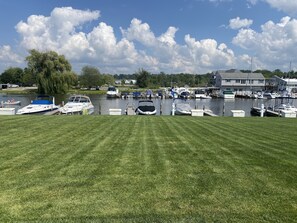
[0,50,114,94]
[1,49,297,94]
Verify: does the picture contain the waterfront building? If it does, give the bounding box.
[214,69,265,95]
[273,76,297,94]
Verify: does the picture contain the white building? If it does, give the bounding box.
[273,76,297,93]
[214,69,265,94]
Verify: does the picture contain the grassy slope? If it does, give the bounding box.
[0,116,296,222]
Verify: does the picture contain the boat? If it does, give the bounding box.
[16,95,59,115]
[250,106,280,117]
[263,92,279,99]
[2,99,21,106]
[220,90,235,99]
[132,91,141,99]
[194,89,211,99]
[172,99,192,115]
[59,95,94,115]
[135,100,157,115]
[270,103,297,113]
[178,88,191,99]
[106,86,119,98]
[145,89,154,99]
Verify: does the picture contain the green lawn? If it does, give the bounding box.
[0,116,296,222]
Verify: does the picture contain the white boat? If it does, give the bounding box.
[135,100,157,115]
[194,89,211,99]
[2,99,21,106]
[272,104,297,113]
[177,88,191,99]
[263,92,279,99]
[172,99,192,115]
[16,95,59,115]
[59,95,94,115]
[106,86,119,98]
[220,90,235,99]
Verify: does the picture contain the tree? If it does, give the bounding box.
[26,50,77,94]
[79,66,103,88]
[22,68,36,86]
[102,74,115,86]
[0,67,24,84]
[136,69,150,88]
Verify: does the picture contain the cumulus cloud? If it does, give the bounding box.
[16,7,100,52]
[13,7,238,74]
[229,17,253,29]
[185,35,235,69]
[0,45,22,62]
[232,16,297,70]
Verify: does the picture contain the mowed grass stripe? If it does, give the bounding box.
[0,116,296,222]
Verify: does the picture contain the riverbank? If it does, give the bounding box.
[0,116,296,222]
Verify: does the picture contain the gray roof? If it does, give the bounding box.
[216,70,264,79]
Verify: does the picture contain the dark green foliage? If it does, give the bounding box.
[79,66,103,88]
[136,68,150,88]
[0,67,24,84]
[133,70,212,88]
[26,50,77,94]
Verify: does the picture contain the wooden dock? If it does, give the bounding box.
[44,109,60,115]
[250,107,280,117]
[203,109,218,117]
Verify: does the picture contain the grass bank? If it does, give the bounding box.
[0,116,296,222]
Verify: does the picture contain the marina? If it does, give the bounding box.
[1,92,297,117]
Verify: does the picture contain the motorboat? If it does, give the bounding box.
[145,89,154,99]
[263,92,279,99]
[172,99,192,115]
[271,103,297,113]
[135,100,157,115]
[132,91,141,99]
[106,86,119,98]
[194,89,211,99]
[220,90,235,99]
[2,99,21,106]
[16,95,59,115]
[59,95,94,115]
[178,88,191,99]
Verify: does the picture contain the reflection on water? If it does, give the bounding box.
[1,93,297,117]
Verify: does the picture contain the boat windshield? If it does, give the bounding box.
[108,87,116,91]
[68,96,90,103]
[139,100,154,106]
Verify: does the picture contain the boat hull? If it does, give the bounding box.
[136,108,157,115]
[16,106,59,115]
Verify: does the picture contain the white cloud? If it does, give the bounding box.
[185,35,235,70]
[158,27,178,47]
[0,45,22,63]
[4,6,256,74]
[247,0,258,5]
[232,16,297,70]
[229,17,253,29]
[121,18,156,47]
[15,7,100,52]
[265,0,297,16]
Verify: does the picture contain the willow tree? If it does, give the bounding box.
[26,50,77,94]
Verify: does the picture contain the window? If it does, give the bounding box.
[241,80,246,84]
[258,80,264,84]
[235,80,240,83]
[225,79,231,82]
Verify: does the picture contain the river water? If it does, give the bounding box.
[1,93,296,116]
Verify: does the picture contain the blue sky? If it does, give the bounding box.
[1,0,297,74]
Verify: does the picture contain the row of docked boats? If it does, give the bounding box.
[132,98,199,116]
[14,95,94,115]
[250,103,297,117]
